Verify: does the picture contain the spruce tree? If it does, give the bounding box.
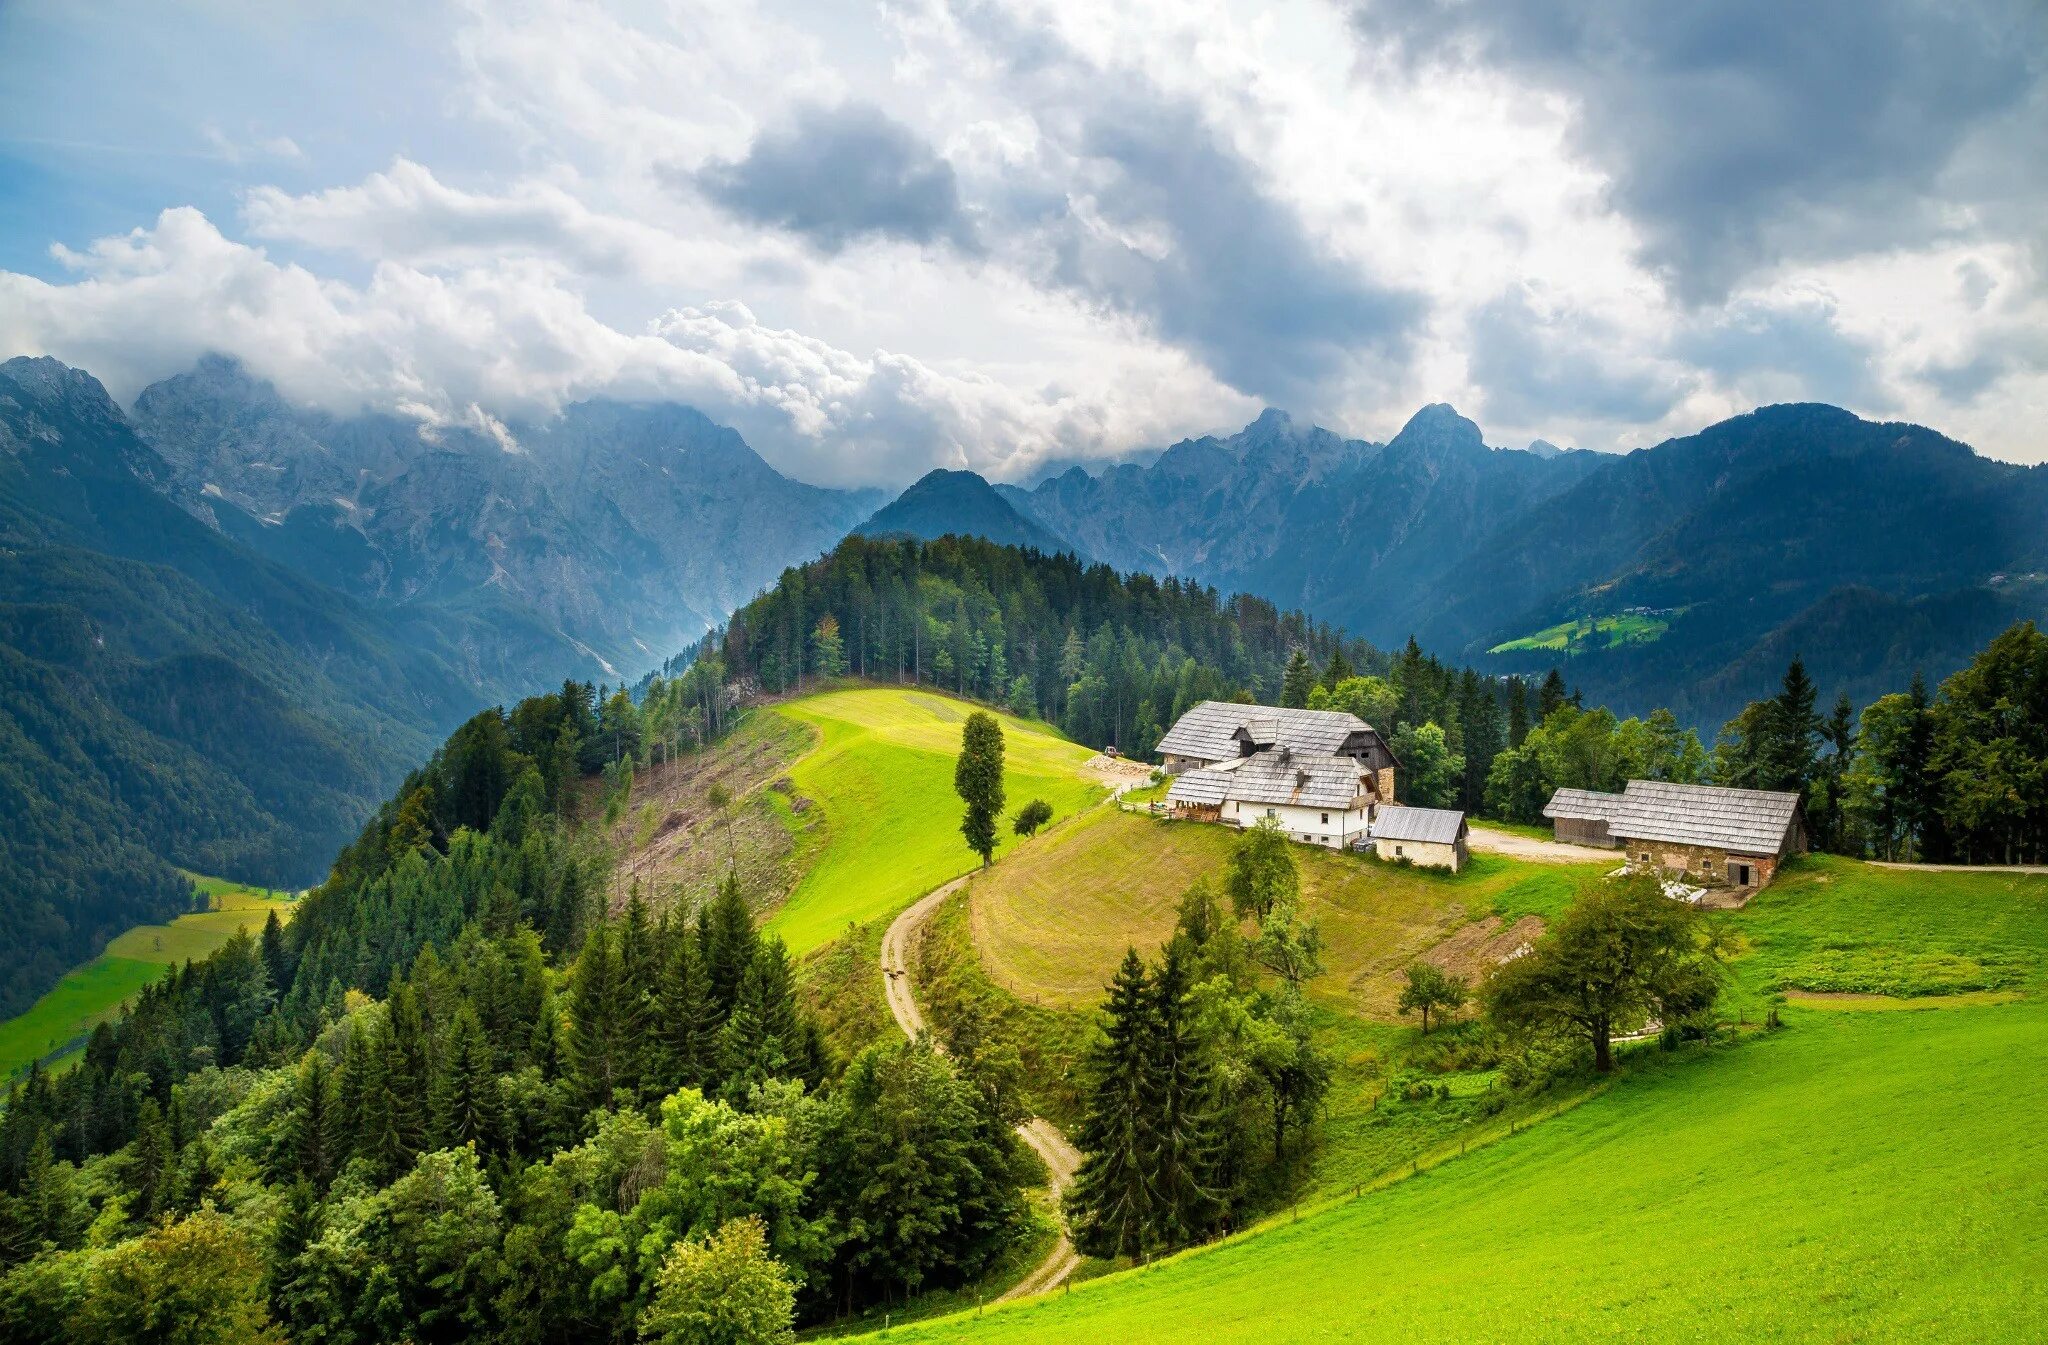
[383,984,430,1173]
[1538,668,1569,719]
[955,710,1007,867]
[567,924,628,1114]
[1507,677,1531,747]
[653,921,718,1094]
[259,910,292,1000]
[285,1051,338,1189]
[702,871,756,1016]
[1321,646,1353,690]
[1067,948,1157,1261]
[1144,941,1221,1251]
[1279,650,1316,708]
[126,1096,174,1221]
[431,1004,502,1155]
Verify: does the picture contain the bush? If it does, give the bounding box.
[1012,799,1054,838]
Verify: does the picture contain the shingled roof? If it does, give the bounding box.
[1368,806,1468,845]
[1167,748,1374,812]
[1543,780,1802,855]
[1156,700,1376,762]
[1542,787,1623,821]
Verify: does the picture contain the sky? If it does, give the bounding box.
[0,0,2043,486]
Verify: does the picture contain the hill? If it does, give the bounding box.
[856,468,1076,554]
[865,997,2048,1344]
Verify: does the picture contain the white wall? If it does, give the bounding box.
[1372,837,1462,871]
[1225,798,1369,849]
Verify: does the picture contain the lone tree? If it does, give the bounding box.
[1484,873,1721,1072]
[956,710,1007,866]
[1013,798,1053,837]
[1397,963,1468,1034]
[1223,819,1299,921]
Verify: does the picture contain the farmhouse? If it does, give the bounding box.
[1165,746,1386,848]
[1542,779,1807,890]
[1365,806,1470,872]
[1156,701,1399,800]
[1155,701,1401,849]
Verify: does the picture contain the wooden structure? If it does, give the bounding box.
[1156,701,1399,803]
[1542,780,1807,890]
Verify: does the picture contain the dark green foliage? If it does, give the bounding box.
[1485,872,1721,1073]
[1012,798,1053,837]
[1397,963,1469,1034]
[955,710,1006,866]
[1278,650,1316,708]
[1067,949,1156,1261]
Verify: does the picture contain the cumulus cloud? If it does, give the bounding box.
[1,207,1199,486]
[692,103,978,254]
[1352,0,2048,303]
[1670,293,1890,413]
[1467,286,1690,428]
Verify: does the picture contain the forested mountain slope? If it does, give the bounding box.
[0,358,470,1014]
[856,468,1074,554]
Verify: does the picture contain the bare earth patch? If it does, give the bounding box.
[604,711,821,921]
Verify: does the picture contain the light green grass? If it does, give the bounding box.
[764,688,1102,955]
[865,1001,2048,1344]
[1488,611,1671,655]
[1729,854,2048,1009]
[0,875,296,1085]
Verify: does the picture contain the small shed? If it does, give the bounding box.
[1542,787,1624,848]
[1366,806,1470,872]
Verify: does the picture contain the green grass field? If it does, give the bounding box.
[764,688,1103,955]
[1488,611,1672,655]
[865,1000,2048,1344]
[967,808,1598,1017]
[0,875,296,1085]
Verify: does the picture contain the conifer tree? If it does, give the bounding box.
[653,920,718,1094]
[1279,649,1316,708]
[284,1050,339,1189]
[1507,677,1531,747]
[1067,949,1157,1260]
[1321,646,1354,690]
[382,983,431,1174]
[568,924,629,1114]
[701,871,756,1016]
[1144,941,1221,1251]
[1538,667,1569,719]
[432,1004,502,1155]
[259,910,292,1000]
[126,1096,174,1222]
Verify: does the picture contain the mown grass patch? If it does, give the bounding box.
[766,688,1101,955]
[966,809,1604,1019]
[863,1001,2048,1344]
[1488,610,1673,654]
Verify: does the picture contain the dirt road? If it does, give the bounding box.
[880,876,1084,1300]
[1467,825,1619,864]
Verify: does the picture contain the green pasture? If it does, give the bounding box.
[764,688,1102,955]
[1488,610,1671,655]
[867,1000,2048,1344]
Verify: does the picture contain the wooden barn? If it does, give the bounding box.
[1543,780,1807,891]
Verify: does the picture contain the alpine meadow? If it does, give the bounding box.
[3,4,2047,1344]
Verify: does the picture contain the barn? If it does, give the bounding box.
[1542,780,1807,890]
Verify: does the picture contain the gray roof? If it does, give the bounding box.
[1368,806,1468,844]
[1543,788,1622,821]
[1225,749,1374,810]
[1169,749,1373,812]
[1545,780,1802,854]
[1156,700,1375,762]
[1165,768,1231,807]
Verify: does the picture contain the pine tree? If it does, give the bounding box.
[717,959,789,1102]
[1538,668,1569,720]
[431,1004,502,1154]
[259,910,292,1000]
[1507,677,1531,746]
[1279,650,1316,708]
[1320,646,1353,690]
[1144,941,1220,1251]
[955,710,1007,867]
[268,1180,326,1337]
[702,871,757,1016]
[382,983,430,1174]
[1067,949,1157,1261]
[126,1096,174,1222]
[568,924,628,1114]
[653,921,718,1095]
[284,1050,339,1189]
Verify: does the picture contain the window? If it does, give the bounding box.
[1395,845,1405,856]
[1266,808,1276,819]
[1321,812,1330,824]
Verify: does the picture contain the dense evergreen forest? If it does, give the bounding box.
[0,681,1029,1342]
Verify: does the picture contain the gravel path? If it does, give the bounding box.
[1467,825,1619,864]
[880,873,1084,1301]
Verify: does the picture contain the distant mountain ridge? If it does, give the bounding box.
[856,468,1074,553]
[132,355,883,683]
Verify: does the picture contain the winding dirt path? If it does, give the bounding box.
[881,874,1084,1300]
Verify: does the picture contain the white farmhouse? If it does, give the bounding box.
[1156,701,1402,850]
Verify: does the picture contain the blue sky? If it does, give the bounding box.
[1,0,2042,484]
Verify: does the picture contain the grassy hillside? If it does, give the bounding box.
[766,687,1102,955]
[867,999,2048,1344]
[969,808,1598,1016]
[0,874,295,1085]
[1487,611,1673,654]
